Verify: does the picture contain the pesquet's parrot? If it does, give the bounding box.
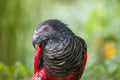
[32,19,87,80]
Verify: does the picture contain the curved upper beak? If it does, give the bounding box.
[32,34,40,48]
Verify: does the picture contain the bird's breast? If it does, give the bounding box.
[43,37,83,77]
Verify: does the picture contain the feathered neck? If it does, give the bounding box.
[34,44,42,73]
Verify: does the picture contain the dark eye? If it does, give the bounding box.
[43,27,48,31]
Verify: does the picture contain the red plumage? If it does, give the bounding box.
[32,44,87,80]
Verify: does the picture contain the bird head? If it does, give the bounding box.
[32,19,73,48]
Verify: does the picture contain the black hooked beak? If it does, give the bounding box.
[32,34,40,48]
[32,34,48,49]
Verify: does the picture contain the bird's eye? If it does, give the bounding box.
[43,27,48,31]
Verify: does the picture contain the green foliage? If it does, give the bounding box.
[82,55,120,80]
[0,62,32,80]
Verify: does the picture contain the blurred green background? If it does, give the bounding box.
[0,0,120,80]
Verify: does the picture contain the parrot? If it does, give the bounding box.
[32,19,87,80]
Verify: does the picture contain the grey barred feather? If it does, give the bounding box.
[43,35,85,77]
